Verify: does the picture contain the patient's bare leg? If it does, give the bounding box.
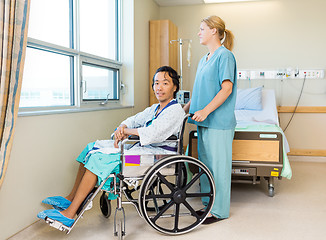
[61,169,97,219]
[66,163,87,201]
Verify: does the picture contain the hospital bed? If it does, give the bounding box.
[43,114,216,239]
[188,88,292,197]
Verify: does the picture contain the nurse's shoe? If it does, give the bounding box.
[195,208,206,216]
[42,196,71,211]
[37,209,75,227]
[202,215,225,225]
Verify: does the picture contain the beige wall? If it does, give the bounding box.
[2,0,326,238]
[159,0,326,151]
[0,0,159,239]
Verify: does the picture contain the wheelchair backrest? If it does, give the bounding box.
[176,113,191,155]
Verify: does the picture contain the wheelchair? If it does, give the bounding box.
[44,114,216,239]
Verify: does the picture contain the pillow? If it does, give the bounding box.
[235,86,263,110]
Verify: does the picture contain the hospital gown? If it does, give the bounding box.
[76,101,185,195]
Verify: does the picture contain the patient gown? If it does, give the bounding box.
[76,100,185,196]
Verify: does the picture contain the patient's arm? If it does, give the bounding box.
[123,128,138,136]
[113,127,139,148]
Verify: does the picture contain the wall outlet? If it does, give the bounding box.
[296,70,325,79]
[237,70,249,79]
[237,69,324,80]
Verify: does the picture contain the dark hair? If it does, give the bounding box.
[152,66,180,98]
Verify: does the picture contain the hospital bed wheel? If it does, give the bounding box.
[100,192,111,218]
[139,155,215,235]
[268,186,275,197]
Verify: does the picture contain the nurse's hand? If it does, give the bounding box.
[192,109,209,122]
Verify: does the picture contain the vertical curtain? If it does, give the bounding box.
[0,0,30,188]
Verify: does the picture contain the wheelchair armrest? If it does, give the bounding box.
[127,135,177,141]
[167,135,177,140]
[128,135,140,140]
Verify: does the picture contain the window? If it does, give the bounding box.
[81,63,119,101]
[21,47,72,107]
[20,0,121,111]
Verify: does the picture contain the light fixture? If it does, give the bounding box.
[204,0,256,3]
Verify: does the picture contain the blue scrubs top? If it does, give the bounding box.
[189,46,237,130]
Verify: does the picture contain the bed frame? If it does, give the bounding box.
[188,130,283,197]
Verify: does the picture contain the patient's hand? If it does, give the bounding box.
[114,135,128,148]
[114,138,120,148]
[114,125,128,148]
[114,124,127,141]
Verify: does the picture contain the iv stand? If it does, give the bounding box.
[170,39,192,90]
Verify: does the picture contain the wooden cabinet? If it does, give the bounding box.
[149,20,178,105]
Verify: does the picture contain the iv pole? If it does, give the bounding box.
[170,38,192,90]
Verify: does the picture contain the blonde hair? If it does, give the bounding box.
[202,16,234,51]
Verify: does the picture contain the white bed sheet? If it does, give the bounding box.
[235,89,279,127]
[235,89,290,153]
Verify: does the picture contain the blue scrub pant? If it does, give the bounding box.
[197,126,234,219]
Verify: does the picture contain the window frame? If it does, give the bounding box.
[79,55,121,104]
[19,0,123,115]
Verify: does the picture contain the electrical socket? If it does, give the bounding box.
[237,69,325,80]
[237,71,249,80]
[296,70,325,79]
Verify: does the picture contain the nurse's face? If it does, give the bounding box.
[153,72,176,104]
[198,22,216,45]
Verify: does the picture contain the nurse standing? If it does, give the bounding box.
[184,15,237,224]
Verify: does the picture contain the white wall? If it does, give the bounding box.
[0,0,159,239]
[159,0,326,151]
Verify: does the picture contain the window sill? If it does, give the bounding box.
[18,104,134,117]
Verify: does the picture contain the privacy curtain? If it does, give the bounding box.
[0,0,30,188]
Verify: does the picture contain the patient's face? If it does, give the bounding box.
[153,72,176,104]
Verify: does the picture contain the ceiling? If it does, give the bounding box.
[153,0,205,7]
[154,0,262,6]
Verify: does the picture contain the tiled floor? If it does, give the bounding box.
[9,157,326,240]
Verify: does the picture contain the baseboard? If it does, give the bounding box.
[288,149,326,157]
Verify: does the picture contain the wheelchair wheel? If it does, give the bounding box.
[139,155,215,235]
[145,162,187,212]
[100,192,111,218]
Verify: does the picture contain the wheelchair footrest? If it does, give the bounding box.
[45,217,72,232]
[84,200,93,211]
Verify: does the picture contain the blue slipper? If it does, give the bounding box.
[37,209,75,227]
[42,196,71,211]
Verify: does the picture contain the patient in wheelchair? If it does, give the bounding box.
[37,66,185,227]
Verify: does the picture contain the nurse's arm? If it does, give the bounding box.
[183,100,191,113]
[192,80,233,122]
